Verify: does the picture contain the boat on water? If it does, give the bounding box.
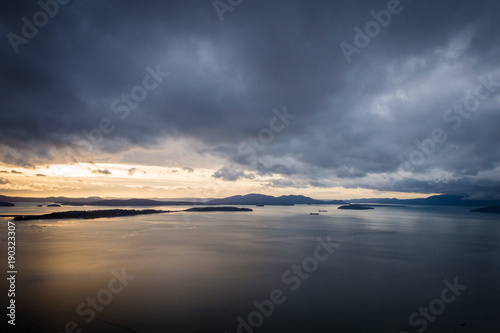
[310,212,319,215]
[318,210,327,212]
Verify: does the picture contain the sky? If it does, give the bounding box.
[0,0,499,200]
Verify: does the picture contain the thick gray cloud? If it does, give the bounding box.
[91,168,112,175]
[213,165,255,181]
[0,0,499,196]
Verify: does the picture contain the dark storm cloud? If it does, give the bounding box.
[1,0,499,196]
[212,165,255,181]
[91,168,111,175]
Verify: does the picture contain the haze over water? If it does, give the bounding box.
[1,204,499,332]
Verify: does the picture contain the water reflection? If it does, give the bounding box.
[0,205,498,332]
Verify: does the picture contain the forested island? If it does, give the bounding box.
[185,207,253,212]
[338,204,374,210]
[10,206,253,221]
[13,209,168,221]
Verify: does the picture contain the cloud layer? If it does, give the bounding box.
[1,0,499,197]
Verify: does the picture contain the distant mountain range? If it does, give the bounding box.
[0,195,102,204]
[349,195,500,207]
[63,194,345,206]
[61,199,204,206]
[1,193,499,207]
[0,193,345,206]
[206,194,346,206]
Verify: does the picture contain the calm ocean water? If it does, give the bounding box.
[1,203,499,332]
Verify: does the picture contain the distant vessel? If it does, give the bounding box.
[310,212,319,215]
[256,204,264,207]
[318,210,327,212]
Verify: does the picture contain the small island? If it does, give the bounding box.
[185,207,253,212]
[471,206,500,214]
[0,201,15,207]
[338,204,374,210]
[47,204,61,207]
[362,204,405,208]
